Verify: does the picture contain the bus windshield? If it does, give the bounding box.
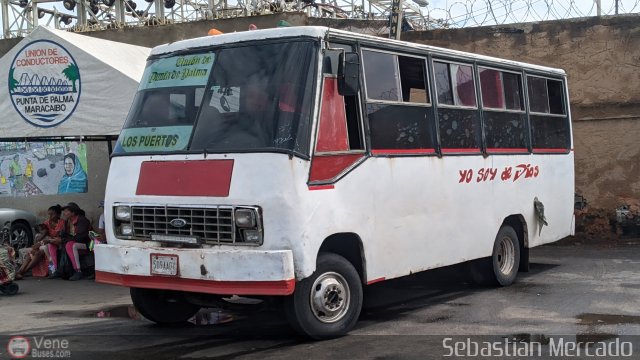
[113,41,317,156]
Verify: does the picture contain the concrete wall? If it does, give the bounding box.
[573,118,640,209]
[402,15,640,210]
[0,141,111,228]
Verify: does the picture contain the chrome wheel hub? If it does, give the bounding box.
[309,272,350,323]
[11,228,28,249]
[497,236,515,275]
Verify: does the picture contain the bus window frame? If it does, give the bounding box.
[477,65,526,114]
[313,74,367,157]
[360,47,437,156]
[361,48,432,107]
[430,57,482,155]
[314,42,367,157]
[307,41,368,186]
[111,37,322,161]
[431,58,479,111]
[525,74,567,117]
[477,65,530,155]
[523,73,571,154]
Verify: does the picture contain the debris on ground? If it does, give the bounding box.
[96,305,143,320]
[570,193,640,243]
[188,308,234,325]
[615,197,640,237]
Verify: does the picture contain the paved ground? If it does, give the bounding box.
[2,240,640,359]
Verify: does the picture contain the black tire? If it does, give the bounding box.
[469,225,520,286]
[130,288,200,324]
[10,222,32,251]
[468,257,494,286]
[4,282,19,295]
[285,253,363,339]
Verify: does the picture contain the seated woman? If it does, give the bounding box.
[54,203,91,281]
[15,224,46,279]
[15,205,64,279]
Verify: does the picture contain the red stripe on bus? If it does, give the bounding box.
[487,148,529,153]
[532,148,569,153]
[308,185,335,191]
[371,149,436,155]
[95,271,295,296]
[316,77,350,152]
[309,154,364,182]
[136,160,233,197]
[367,277,385,285]
[441,148,481,154]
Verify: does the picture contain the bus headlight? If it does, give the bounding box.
[234,207,262,245]
[119,224,133,236]
[235,208,256,228]
[242,229,262,244]
[115,206,131,221]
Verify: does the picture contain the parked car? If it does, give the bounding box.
[0,208,36,250]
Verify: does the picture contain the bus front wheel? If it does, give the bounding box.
[130,288,200,324]
[285,253,363,339]
[470,225,521,286]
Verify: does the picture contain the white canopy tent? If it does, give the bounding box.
[0,26,150,138]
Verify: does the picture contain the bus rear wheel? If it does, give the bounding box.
[470,225,521,286]
[285,253,363,339]
[130,288,200,324]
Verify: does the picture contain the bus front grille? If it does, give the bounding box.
[130,206,235,245]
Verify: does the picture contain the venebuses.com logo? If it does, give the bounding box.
[6,336,30,359]
[6,335,71,359]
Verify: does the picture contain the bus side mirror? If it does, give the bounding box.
[338,52,360,96]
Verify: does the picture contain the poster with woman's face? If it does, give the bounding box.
[0,141,88,197]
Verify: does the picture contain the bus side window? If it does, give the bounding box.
[433,60,481,153]
[324,44,363,151]
[527,76,569,152]
[362,49,435,153]
[479,68,527,153]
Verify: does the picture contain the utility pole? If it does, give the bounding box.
[389,0,403,40]
[1,0,10,38]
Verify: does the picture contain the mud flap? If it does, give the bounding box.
[518,246,530,272]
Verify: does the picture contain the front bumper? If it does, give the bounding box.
[94,244,295,296]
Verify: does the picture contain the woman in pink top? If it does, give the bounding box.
[15,205,64,279]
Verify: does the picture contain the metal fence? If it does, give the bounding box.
[1,0,639,39]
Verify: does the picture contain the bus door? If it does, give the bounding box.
[309,44,365,187]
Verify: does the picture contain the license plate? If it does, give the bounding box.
[151,254,178,276]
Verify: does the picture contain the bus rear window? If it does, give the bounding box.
[527,76,569,151]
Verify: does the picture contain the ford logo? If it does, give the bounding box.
[169,218,188,228]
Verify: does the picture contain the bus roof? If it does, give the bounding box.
[151,26,565,76]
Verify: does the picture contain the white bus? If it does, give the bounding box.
[96,26,574,338]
